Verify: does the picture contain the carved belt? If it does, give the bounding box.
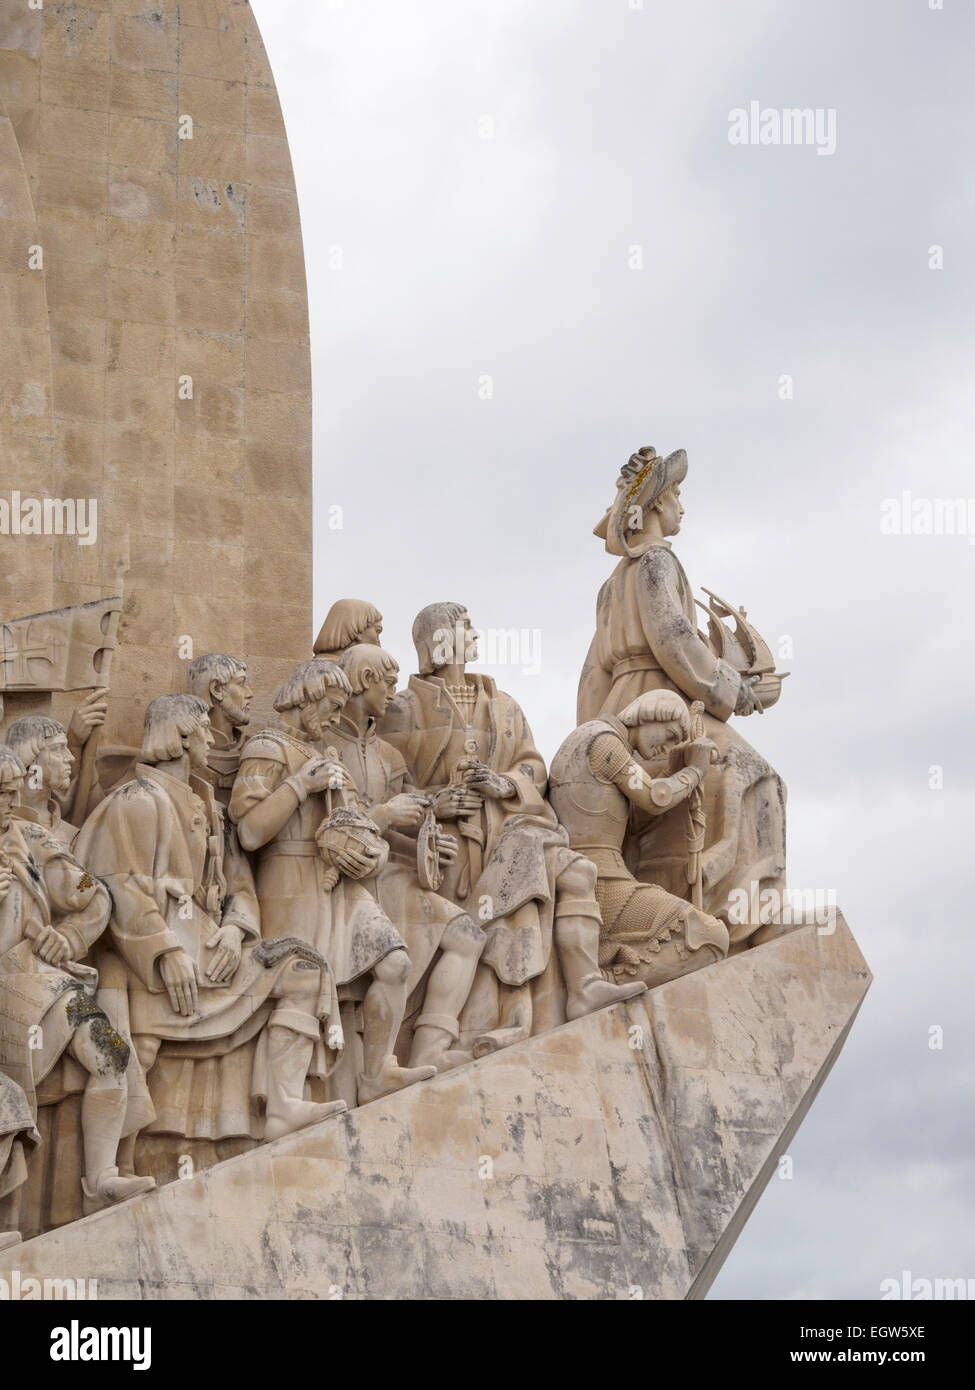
[265,842,318,857]
[612,654,663,679]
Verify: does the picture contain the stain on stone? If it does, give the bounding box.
[66,993,130,1075]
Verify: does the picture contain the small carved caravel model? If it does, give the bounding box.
[578,445,790,943]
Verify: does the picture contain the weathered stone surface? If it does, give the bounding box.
[0,918,871,1299]
[0,0,312,744]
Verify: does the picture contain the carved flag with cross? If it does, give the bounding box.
[0,597,122,703]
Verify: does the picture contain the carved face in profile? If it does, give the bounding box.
[0,768,25,829]
[632,716,686,764]
[361,665,398,719]
[215,670,253,729]
[301,690,348,742]
[653,483,684,538]
[432,613,479,669]
[34,733,74,798]
[185,715,215,773]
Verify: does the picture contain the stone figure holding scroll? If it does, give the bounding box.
[577,446,788,942]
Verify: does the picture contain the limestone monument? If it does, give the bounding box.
[0,1,870,1300]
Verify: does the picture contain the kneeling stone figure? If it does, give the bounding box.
[549,691,729,986]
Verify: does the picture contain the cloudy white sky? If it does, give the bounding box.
[252,0,975,1299]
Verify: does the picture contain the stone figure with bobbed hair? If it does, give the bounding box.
[313,599,384,662]
[230,658,437,1105]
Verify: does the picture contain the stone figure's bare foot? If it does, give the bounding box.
[82,1168,157,1216]
[265,1097,347,1143]
[566,978,646,1022]
[357,1060,436,1105]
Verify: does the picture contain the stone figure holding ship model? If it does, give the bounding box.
[577,446,789,943]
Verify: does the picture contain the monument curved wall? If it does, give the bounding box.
[0,0,313,744]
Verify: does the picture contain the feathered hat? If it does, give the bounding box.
[593,445,688,557]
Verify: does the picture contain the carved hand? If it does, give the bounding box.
[431,786,482,819]
[205,921,244,983]
[434,828,459,862]
[377,792,429,832]
[734,676,763,717]
[67,687,110,747]
[462,763,515,800]
[34,924,72,966]
[332,842,385,880]
[159,949,200,1017]
[296,757,351,798]
[684,737,717,776]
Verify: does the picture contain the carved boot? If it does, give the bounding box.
[264,1024,347,1141]
[471,981,533,1058]
[409,1015,465,1073]
[0,1231,22,1252]
[357,1057,436,1105]
[557,917,647,1021]
[82,1167,156,1216]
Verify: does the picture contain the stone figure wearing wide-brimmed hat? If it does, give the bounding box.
[577,445,788,943]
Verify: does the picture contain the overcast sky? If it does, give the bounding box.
[252,0,975,1299]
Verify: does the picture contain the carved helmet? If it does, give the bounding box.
[593,445,688,558]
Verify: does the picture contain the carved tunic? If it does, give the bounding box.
[578,541,741,724]
[0,820,125,1117]
[74,765,279,1045]
[230,728,405,987]
[326,717,484,996]
[381,673,584,987]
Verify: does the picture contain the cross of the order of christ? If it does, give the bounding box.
[0,597,122,722]
[0,621,62,688]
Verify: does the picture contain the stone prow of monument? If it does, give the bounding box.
[0,921,870,1299]
[0,0,872,1301]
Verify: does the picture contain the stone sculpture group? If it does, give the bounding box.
[0,445,790,1250]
